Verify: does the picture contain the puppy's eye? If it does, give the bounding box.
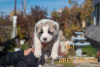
[48,31,53,35]
[39,30,43,34]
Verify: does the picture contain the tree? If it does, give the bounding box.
[16,6,48,40]
[68,0,94,22]
[30,6,48,23]
[17,6,48,28]
[51,11,59,21]
[80,0,94,22]
[0,17,12,43]
[51,0,94,38]
[69,0,79,7]
[9,10,21,21]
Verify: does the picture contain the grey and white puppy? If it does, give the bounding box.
[33,19,60,67]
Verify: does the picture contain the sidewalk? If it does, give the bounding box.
[42,57,100,67]
[69,56,100,67]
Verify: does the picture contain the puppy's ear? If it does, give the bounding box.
[36,23,43,31]
[50,23,57,30]
[53,24,57,30]
[36,25,39,32]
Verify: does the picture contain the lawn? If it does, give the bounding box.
[82,45,97,57]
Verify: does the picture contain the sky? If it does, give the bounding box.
[0,0,84,17]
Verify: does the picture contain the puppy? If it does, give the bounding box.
[33,19,60,67]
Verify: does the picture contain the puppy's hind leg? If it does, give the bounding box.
[38,52,50,67]
[38,54,45,67]
[51,59,54,67]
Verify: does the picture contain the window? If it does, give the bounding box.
[95,4,99,25]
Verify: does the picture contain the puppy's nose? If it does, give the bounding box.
[43,38,47,41]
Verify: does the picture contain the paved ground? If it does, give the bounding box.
[42,57,100,67]
[75,63,100,67]
[43,61,100,67]
[69,56,100,67]
[43,63,64,67]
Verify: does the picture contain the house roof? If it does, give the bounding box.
[56,8,63,13]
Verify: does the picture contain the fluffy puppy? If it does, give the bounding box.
[33,19,60,67]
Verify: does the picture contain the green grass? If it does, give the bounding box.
[21,42,28,50]
[82,45,97,57]
[8,48,14,52]
[7,42,29,52]
[67,45,97,57]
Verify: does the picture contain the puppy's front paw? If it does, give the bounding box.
[34,51,42,58]
[38,64,43,67]
[51,52,58,59]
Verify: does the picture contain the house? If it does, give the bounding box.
[85,0,100,49]
[56,8,63,16]
[92,0,100,25]
[51,8,63,18]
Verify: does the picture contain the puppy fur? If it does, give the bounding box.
[33,19,60,67]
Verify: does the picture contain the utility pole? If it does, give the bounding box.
[0,12,5,19]
[14,0,17,15]
[24,0,26,18]
[20,0,26,18]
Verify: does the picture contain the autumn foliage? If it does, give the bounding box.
[0,18,12,43]
[16,6,48,39]
[51,0,94,38]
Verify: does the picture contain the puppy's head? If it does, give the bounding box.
[35,21,58,43]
